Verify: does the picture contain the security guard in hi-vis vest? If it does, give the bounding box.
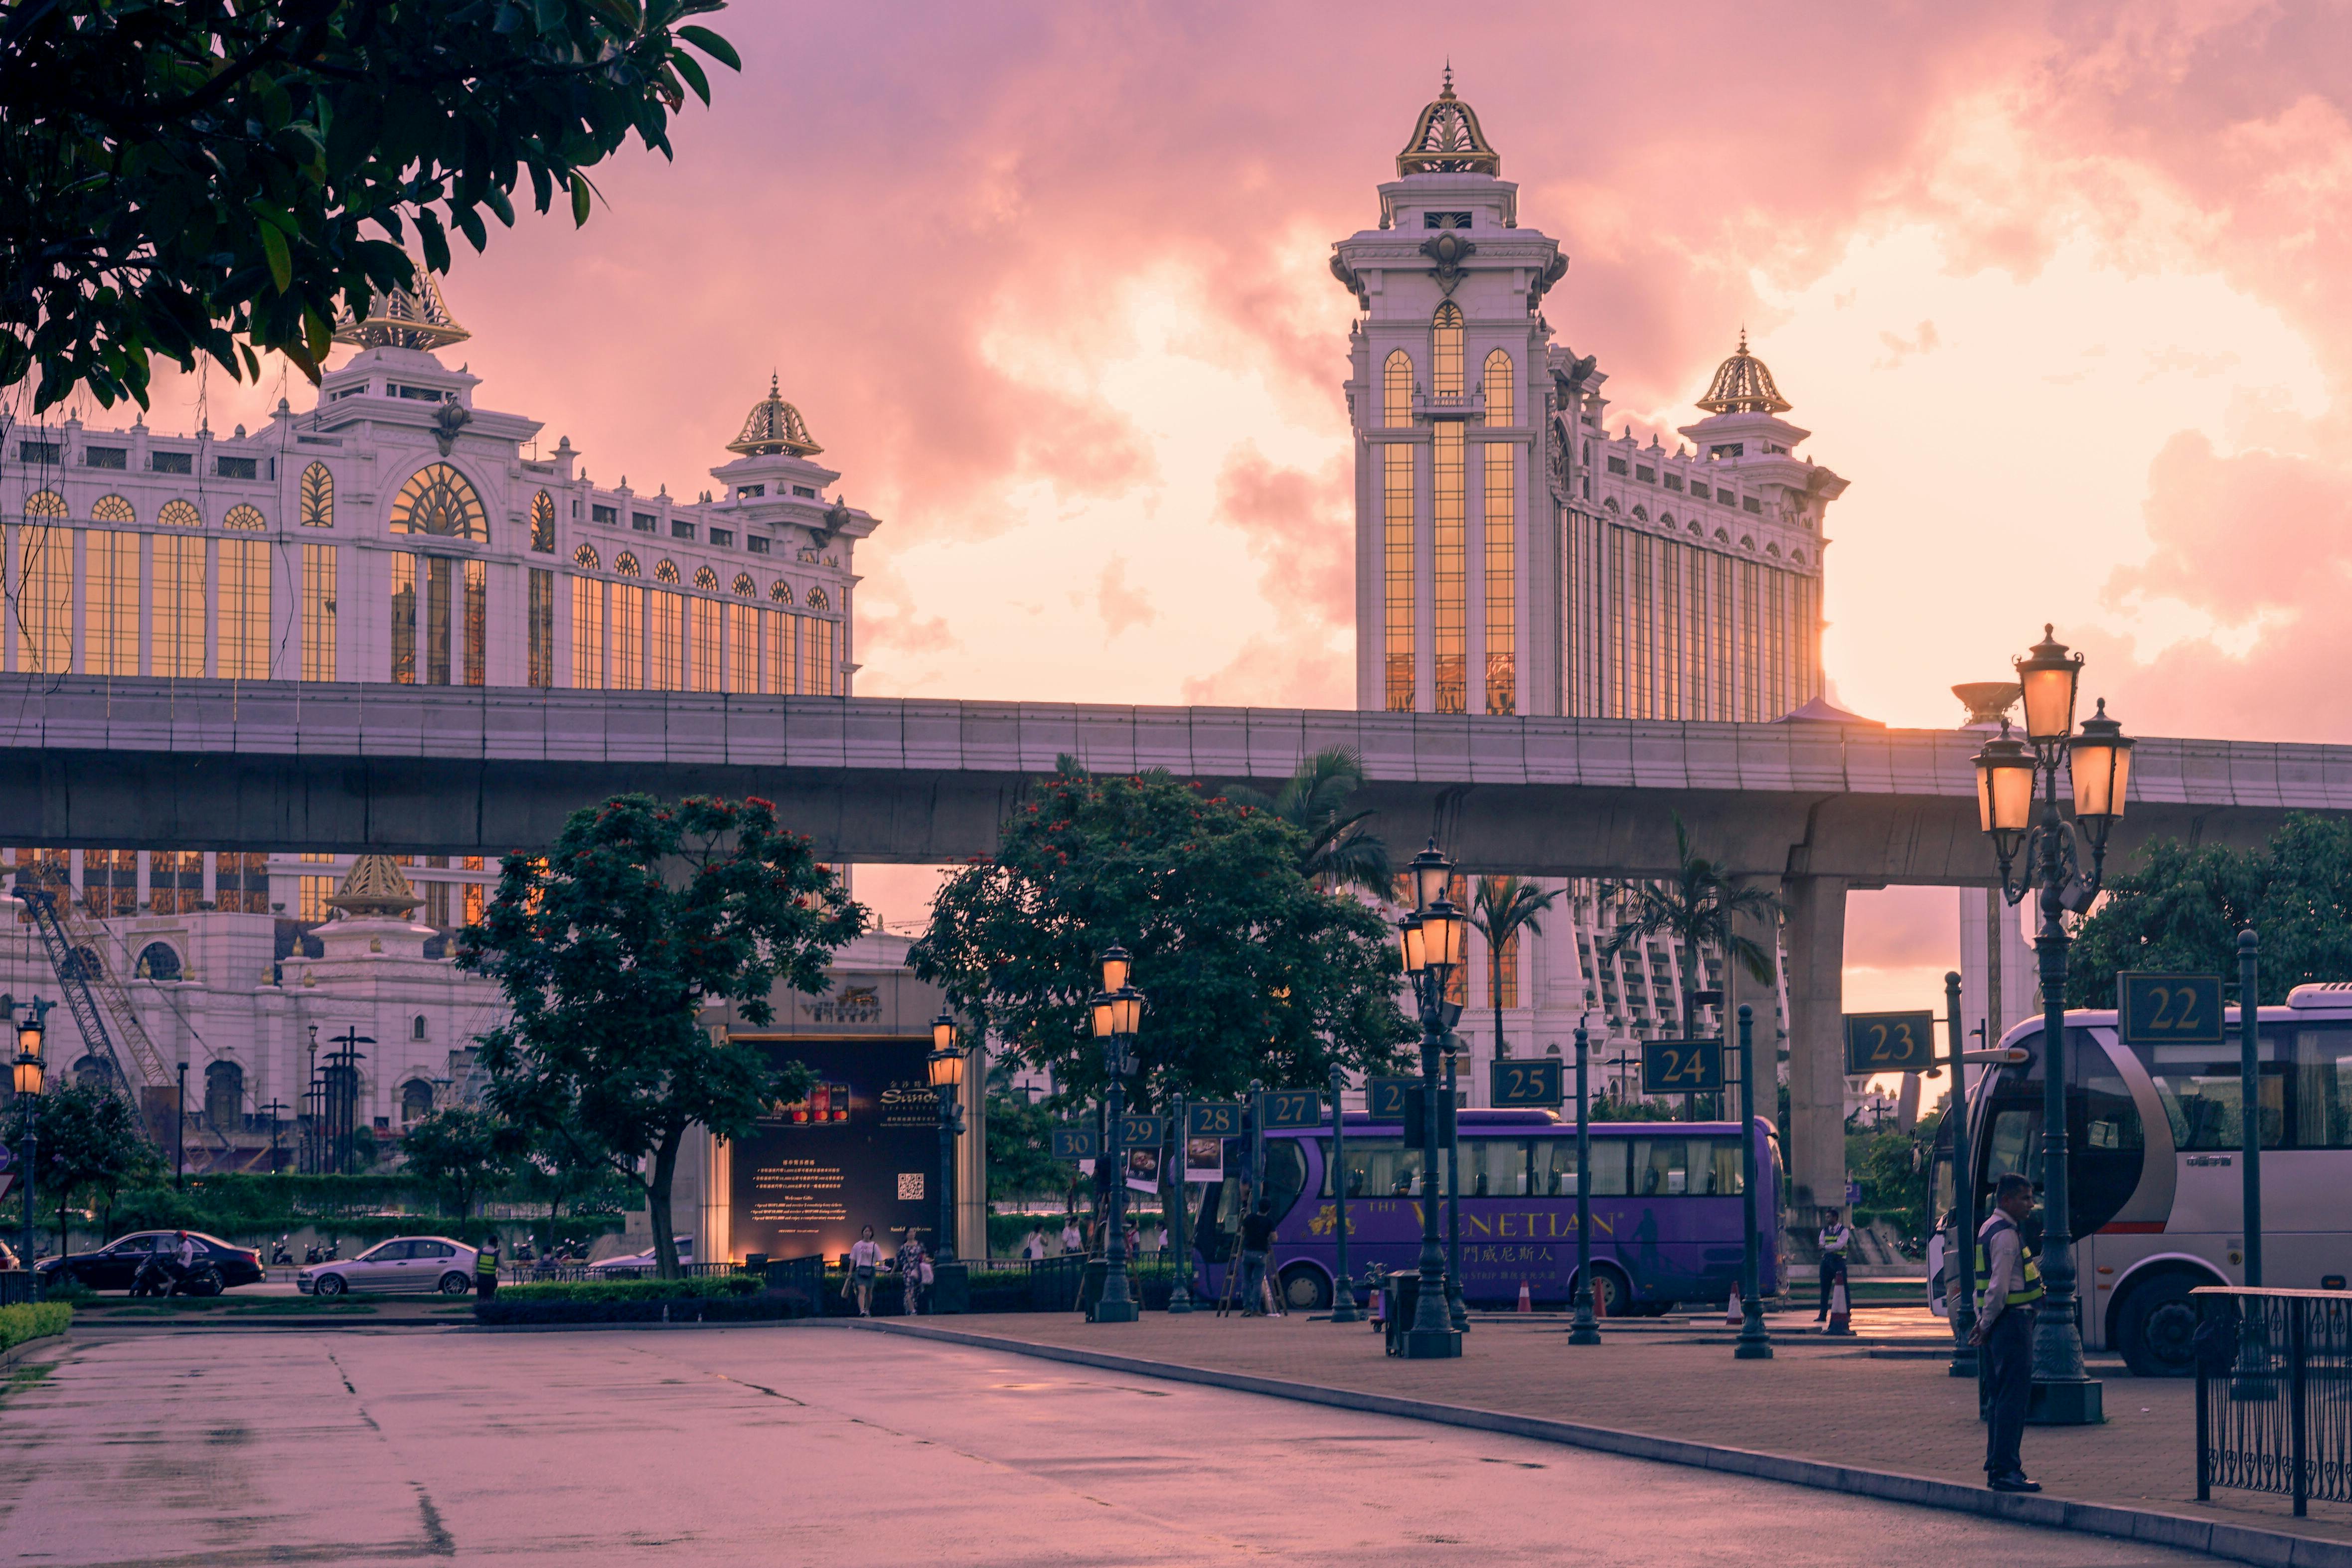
[475,1236,500,1301]
[1968,1173,2045,1492]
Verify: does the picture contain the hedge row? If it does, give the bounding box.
[491,1277,763,1305]
[473,1294,795,1326]
[0,1303,71,1351]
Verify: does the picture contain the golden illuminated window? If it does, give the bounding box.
[302,543,336,682]
[389,554,417,684]
[299,876,334,922]
[389,463,488,541]
[425,557,454,685]
[615,552,640,578]
[768,580,791,604]
[463,883,485,927]
[1431,304,1465,714]
[571,576,605,688]
[574,543,600,572]
[530,491,556,553]
[806,586,829,610]
[1495,930,1521,1010]
[693,565,718,592]
[691,596,720,691]
[157,499,200,529]
[92,494,135,525]
[767,610,796,694]
[649,590,683,689]
[463,559,486,686]
[301,463,333,528]
[528,567,554,687]
[1382,348,1415,711]
[806,615,836,695]
[223,503,265,531]
[12,521,70,673]
[727,601,758,692]
[1482,348,1515,715]
[154,535,206,677]
[218,538,270,679]
[654,558,679,586]
[612,583,643,689]
[22,490,65,520]
[732,572,756,598]
[88,531,139,676]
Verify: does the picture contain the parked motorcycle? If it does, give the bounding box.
[270,1237,294,1266]
[302,1240,340,1265]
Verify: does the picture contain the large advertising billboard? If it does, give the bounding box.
[727,1035,939,1263]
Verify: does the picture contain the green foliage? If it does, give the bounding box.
[985,1092,1074,1206]
[1227,747,1392,897]
[461,794,866,1275]
[2066,813,2352,1006]
[493,1276,761,1304]
[0,1303,70,1351]
[1848,1110,1942,1244]
[398,1108,512,1222]
[1599,815,1782,995]
[912,761,1413,1111]
[2,1084,162,1253]
[1,0,741,409]
[1473,875,1562,1063]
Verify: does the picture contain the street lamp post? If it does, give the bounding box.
[10,997,48,1269]
[259,1099,289,1177]
[175,1061,188,1189]
[1568,1024,1600,1345]
[1943,971,1978,1379]
[1395,843,1465,1359]
[1328,1064,1357,1323]
[1734,1005,1772,1360]
[927,1011,966,1268]
[1089,947,1143,1325]
[1972,626,2133,1427]
[1444,1038,1467,1334]
[1168,1093,1193,1314]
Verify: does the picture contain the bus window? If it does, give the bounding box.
[1531,1139,1627,1196]
[1463,1139,1530,1197]
[1985,1104,2038,1190]
[2293,1027,2352,1147]
[1328,1138,1437,1198]
[1630,1138,1690,1196]
[2146,1043,2283,1149]
[1263,1141,1309,1216]
[1699,1138,1744,1196]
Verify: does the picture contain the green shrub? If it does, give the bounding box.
[0,1302,70,1350]
[39,1277,94,1304]
[474,1294,795,1326]
[492,1276,762,1305]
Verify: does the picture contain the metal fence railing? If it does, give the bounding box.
[2194,1286,2352,1518]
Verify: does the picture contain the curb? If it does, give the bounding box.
[854,1320,2351,1568]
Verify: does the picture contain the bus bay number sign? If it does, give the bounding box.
[1116,1114,1166,1150]
[1490,1059,1564,1108]
[1366,1077,1414,1121]
[2117,972,2224,1046]
[1259,1090,1324,1129]
[1050,1125,1099,1161]
[1843,1011,1937,1074]
[1186,1102,1243,1138]
[1642,1040,1724,1096]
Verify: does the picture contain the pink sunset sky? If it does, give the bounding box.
[126,2,2352,999]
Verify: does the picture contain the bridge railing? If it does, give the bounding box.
[2193,1285,2352,1518]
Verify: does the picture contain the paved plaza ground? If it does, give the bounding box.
[882,1304,2352,1553]
[0,1322,2248,1567]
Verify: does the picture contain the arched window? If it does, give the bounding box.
[769,580,791,603]
[411,1014,428,1041]
[1630,505,1648,522]
[654,559,679,585]
[400,1079,435,1122]
[1430,303,1466,714]
[92,494,135,524]
[134,942,182,980]
[224,503,265,530]
[204,1060,243,1131]
[301,463,333,528]
[805,586,829,610]
[732,573,756,597]
[574,543,600,572]
[530,491,556,553]
[693,566,718,592]
[158,498,201,528]
[1482,345,1516,715]
[22,490,64,519]
[615,552,640,577]
[390,463,488,541]
[1382,347,1414,712]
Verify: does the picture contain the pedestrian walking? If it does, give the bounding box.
[1238,1198,1276,1317]
[1969,1173,2045,1493]
[1060,1217,1083,1256]
[1814,1209,1852,1321]
[1021,1227,1046,1261]
[475,1234,500,1301]
[1123,1220,1141,1259]
[897,1234,928,1315]
[846,1225,883,1317]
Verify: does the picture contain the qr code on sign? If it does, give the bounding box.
[897,1173,925,1201]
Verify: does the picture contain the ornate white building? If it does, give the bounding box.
[1333,77,1851,1097]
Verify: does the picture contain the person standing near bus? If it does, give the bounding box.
[1969,1173,2045,1493]
[475,1234,499,1301]
[1815,1210,1852,1321]
[1239,1198,1277,1317]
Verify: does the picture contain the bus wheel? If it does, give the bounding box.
[2119,1275,2201,1378]
[1279,1265,1331,1313]
[1584,1267,1629,1318]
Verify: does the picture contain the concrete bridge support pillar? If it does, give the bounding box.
[1781,875,1848,1256]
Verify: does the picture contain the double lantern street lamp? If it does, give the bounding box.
[1396,843,1467,1360]
[1090,946,1145,1325]
[927,1011,967,1275]
[6,996,49,1270]
[1971,626,2134,1427]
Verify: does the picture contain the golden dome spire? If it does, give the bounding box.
[1397,67,1501,177]
[727,372,823,458]
[1695,328,1792,415]
[331,261,470,352]
[323,855,423,920]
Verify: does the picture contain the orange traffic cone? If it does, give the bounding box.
[1725,1286,1743,1328]
[1823,1276,1854,1336]
[1517,1280,1533,1313]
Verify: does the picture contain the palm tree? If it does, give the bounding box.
[1598,817,1781,1111]
[1231,747,1392,898]
[1471,876,1562,1065]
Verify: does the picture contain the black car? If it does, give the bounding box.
[38,1232,265,1292]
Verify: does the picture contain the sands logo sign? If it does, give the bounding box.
[804,985,882,1025]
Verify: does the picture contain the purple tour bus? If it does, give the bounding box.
[1197,1108,1783,1315]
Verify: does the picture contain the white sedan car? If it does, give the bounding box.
[299,1237,478,1297]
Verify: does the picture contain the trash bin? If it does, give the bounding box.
[1383,1269,1420,1356]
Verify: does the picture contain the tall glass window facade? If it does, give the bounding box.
[1382,349,1415,711]
[767,610,796,695]
[528,568,555,687]
[302,544,336,682]
[727,602,758,692]
[89,531,139,676]
[12,522,71,673]
[155,534,206,678]
[1431,303,1466,714]
[463,559,487,686]
[1482,348,1515,715]
[806,618,835,696]
[570,577,604,689]
[218,538,269,679]
[389,554,417,684]
[424,556,454,686]
[690,596,720,691]
[612,584,643,690]
[649,591,683,690]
